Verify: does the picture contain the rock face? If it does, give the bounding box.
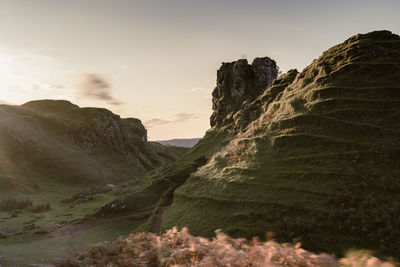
[0,100,188,191]
[210,57,279,127]
[64,109,147,155]
[20,100,149,157]
[234,68,299,130]
[161,30,400,256]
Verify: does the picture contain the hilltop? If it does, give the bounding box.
[0,100,188,194]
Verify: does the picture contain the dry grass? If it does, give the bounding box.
[0,197,50,213]
[29,202,51,213]
[56,228,396,267]
[0,197,33,211]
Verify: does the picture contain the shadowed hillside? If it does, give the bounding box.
[0,100,188,193]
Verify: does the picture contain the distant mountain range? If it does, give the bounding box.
[156,138,201,148]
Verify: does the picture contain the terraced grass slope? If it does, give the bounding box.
[0,100,188,194]
[161,31,400,257]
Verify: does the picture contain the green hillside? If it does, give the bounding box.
[0,100,189,265]
[0,100,188,194]
[162,30,400,256]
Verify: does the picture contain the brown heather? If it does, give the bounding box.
[57,228,396,267]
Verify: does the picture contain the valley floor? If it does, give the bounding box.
[0,211,149,266]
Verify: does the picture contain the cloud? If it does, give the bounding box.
[49,84,66,90]
[145,113,201,127]
[77,73,123,105]
[174,113,201,121]
[145,118,171,126]
[191,87,212,99]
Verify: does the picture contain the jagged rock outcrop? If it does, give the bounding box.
[122,118,148,143]
[65,112,147,155]
[210,57,278,127]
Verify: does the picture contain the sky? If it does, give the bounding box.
[0,0,399,140]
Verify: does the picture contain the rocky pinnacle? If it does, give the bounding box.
[210,57,279,127]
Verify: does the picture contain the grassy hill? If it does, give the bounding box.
[162,30,400,257]
[0,100,188,195]
[95,31,400,259]
[0,100,189,265]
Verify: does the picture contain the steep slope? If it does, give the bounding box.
[0,100,188,194]
[161,31,400,256]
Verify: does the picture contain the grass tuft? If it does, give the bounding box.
[0,197,50,213]
[0,197,33,211]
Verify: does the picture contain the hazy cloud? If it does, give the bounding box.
[77,73,123,105]
[145,113,200,127]
[49,84,66,90]
[191,87,212,99]
[145,118,170,126]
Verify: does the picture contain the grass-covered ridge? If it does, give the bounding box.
[161,30,400,257]
[0,99,188,192]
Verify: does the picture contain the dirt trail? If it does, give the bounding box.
[52,156,207,238]
[150,206,169,234]
[51,209,153,238]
